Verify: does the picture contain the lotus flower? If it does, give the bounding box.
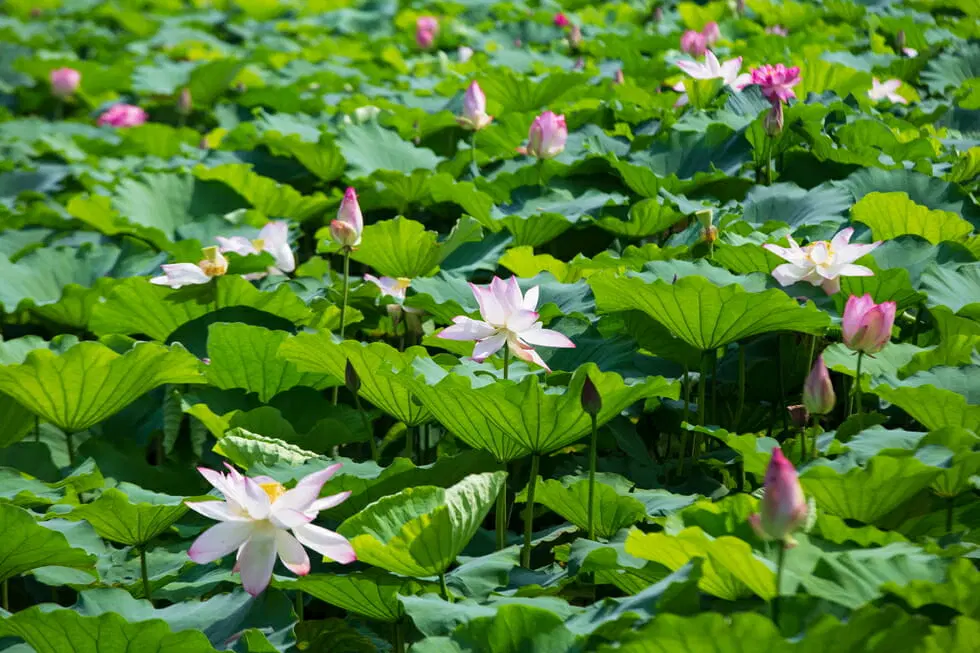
[518,111,567,160]
[842,294,896,354]
[680,30,708,57]
[437,276,575,371]
[216,221,295,277]
[766,25,789,37]
[764,100,784,136]
[749,447,808,548]
[364,274,422,315]
[50,67,80,99]
[416,16,439,50]
[802,355,835,416]
[98,103,147,127]
[675,51,751,89]
[458,46,474,62]
[186,464,356,596]
[701,22,721,44]
[330,187,363,249]
[150,246,228,289]
[457,81,493,131]
[750,63,801,104]
[868,78,907,104]
[762,227,881,295]
[554,13,570,28]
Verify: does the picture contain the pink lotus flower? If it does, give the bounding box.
[554,13,570,28]
[750,63,801,104]
[842,294,896,354]
[457,81,493,131]
[868,78,907,104]
[150,246,228,289]
[518,111,567,160]
[416,16,439,50]
[330,187,363,249]
[802,355,835,416]
[97,103,148,128]
[763,227,881,295]
[186,464,355,596]
[438,276,575,372]
[680,30,709,57]
[364,274,422,315]
[50,67,80,99]
[749,447,809,548]
[766,25,789,37]
[216,221,295,278]
[701,22,721,45]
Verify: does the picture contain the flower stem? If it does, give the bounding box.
[495,462,507,550]
[2,580,7,611]
[800,417,808,463]
[694,352,709,460]
[678,364,691,480]
[404,425,414,462]
[773,544,787,628]
[587,413,598,541]
[471,131,478,172]
[854,351,864,429]
[735,344,746,429]
[34,415,40,443]
[521,453,540,568]
[354,395,378,461]
[776,336,787,434]
[66,431,74,467]
[333,249,352,405]
[439,571,451,602]
[946,498,955,534]
[140,547,152,602]
[502,346,510,380]
[295,591,304,621]
[537,159,545,188]
[394,620,406,653]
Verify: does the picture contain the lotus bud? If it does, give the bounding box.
[580,376,602,417]
[177,87,192,115]
[842,294,896,354]
[344,360,361,394]
[554,13,570,28]
[653,6,664,22]
[748,447,808,547]
[457,81,493,131]
[701,21,721,45]
[569,24,583,51]
[787,404,808,428]
[50,67,80,99]
[613,69,625,85]
[895,30,906,53]
[330,187,364,249]
[416,16,439,50]
[695,208,713,230]
[523,111,568,160]
[802,355,835,416]
[764,100,784,137]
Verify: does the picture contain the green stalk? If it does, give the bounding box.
[140,547,152,602]
[394,620,406,653]
[776,336,788,434]
[537,159,545,188]
[66,431,75,467]
[332,249,352,405]
[34,415,40,443]
[587,413,598,540]
[854,351,864,429]
[471,131,478,170]
[710,348,719,426]
[502,346,510,380]
[404,425,414,462]
[354,395,378,462]
[773,544,787,628]
[495,465,507,550]
[521,454,540,568]
[2,579,7,611]
[295,591,304,621]
[800,417,808,463]
[695,353,709,459]
[439,571,451,602]
[678,364,690,480]
[946,498,955,535]
[734,344,746,429]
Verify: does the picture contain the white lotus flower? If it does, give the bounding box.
[672,51,751,107]
[763,227,881,295]
[868,78,907,104]
[150,246,228,289]
[216,221,296,278]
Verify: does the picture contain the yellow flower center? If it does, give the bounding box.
[199,246,229,278]
[259,481,286,503]
[394,277,412,290]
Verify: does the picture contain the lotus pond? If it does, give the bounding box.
[0,0,978,651]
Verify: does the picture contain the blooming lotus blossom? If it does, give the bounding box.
[518,111,567,159]
[50,67,80,99]
[749,447,809,548]
[150,246,228,289]
[750,63,801,104]
[868,78,907,104]
[458,46,474,62]
[457,81,493,131]
[902,47,918,58]
[701,22,721,44]
[554,13,570,28]
[438,276,575,371]
[763,227,881,295]
[802,355,835,416]
[680,30,708,57]
[364,274,422,315]
[98,103,148,128]
[842,294,896,354]
[416,16,439,50]
[216,221,295,277]
[330,187,363,249]
[673,51,751,107]
[186,464,356,596]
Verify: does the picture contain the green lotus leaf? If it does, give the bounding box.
[873,375,980,432]
[801,456,941,525]
[336,122,444,178]
[852,192,973,245]
[278,333,431,426]
[193,163,330,221]
[343,216,481,279]
[0,503,96,585]
[516,478,646,539]
[920,262,980,320]
[393,360,677,457]
[63,485,191,547]
[589,273,830,351]
[0,246,119,313]
[0,458,103,507]
[882,558,980,619]
[0,340,204,432]
[478,70,586,114]
[205,323,334,402]
[337,472,505,578]
[411,603,581,653]
[279,569,437,622]
[214,428,318,470]
[89,276,312,341]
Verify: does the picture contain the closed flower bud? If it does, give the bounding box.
[895,30,906,53]
[787,404,808,428]
[50,67,80,99]
[569,25,583,50]
[177,87,192,115]
[416,16,439,50]
[802,355,835,416]
[764,100,784,137]
[580,376,602,416]
[330,187,363,249]
[613,69,625,85]
[457,81,493,131]
[748,447,808,548]
[842,294,896,354]
[522,111,567,160]
[695,208,713,230]
[344,360,360,394]
[554,13,570,28]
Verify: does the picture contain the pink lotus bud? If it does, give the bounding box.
[554,13,570,28]
[802,355,835,416]
[680,30,708,57]
[764,100,784,137]
[177,87,192,115]
[895,30,906,52]
[50,67,80,99]
[613,69,625,85]
[580,376,601,417]
[736,0,746,14]
[457,81,493,131]
[701,22,720,45]
[748,447,808,547]
[416,16,439,50]
[97,104,148,128]
[522,111,567,160]
[330,187,363,249]
[569,24,583,50]
[842,294,896,354]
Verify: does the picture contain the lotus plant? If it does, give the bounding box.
[554,13,570,28]
[458,81,492,167]
[800,354,835,460]
[842,294,896,425]
[365,274,423,338]
[330,188,363,402]
[750,63,801,105]
[216,221,295,278]
[186,464,356,596]
[868,78,907,104]
[150,246,228,289]
[98,103,148,127]
[673,51,751,107]
[50,67,80,100]
[763,227,881,295]
[416,16,439,50]
[438,276,575,375]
